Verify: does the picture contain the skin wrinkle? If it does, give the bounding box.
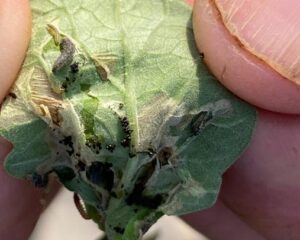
[220,194,270,239]
[182,199,266,240]
[219,198,266,239]
[205,0,277,64]
[193,0,300,114]
[210,0,285,79]
[214,0,300,84]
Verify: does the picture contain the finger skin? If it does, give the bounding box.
[0,0,31,102]
[214,0,300,84]
[0,1,50,240]
[221,109,300,240]
[0,139,43,239]
[182,199,265,240]
[193,0,300,114]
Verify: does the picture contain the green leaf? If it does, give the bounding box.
[0,0,256,239]
[2,119,52,178]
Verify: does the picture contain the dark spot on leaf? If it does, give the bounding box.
[111,191,117,198]
[192,111,213,135]
[157,146,173,166]
[120,117,129,127]
[86,137,102,153]
[147,148,156,157]
[59,136,75,156]
[66,150,74,156]
[62,82,68,90]
[106,144,116,152]
[70,62,79,73]
[113,227,125,234]
[121,135,131,147]
[76,160,86,171]
[119,103,124,109]
[125,159,164,209]
[32,172,48,188]
[86,162,114,191]
[8,92,17,99]
[54,166,76,182]
[124,127,132,134]
[119,117,132,148]
[126,185,163,209]
[80,84,91,91]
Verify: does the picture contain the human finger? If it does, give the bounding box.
[193,0,300,114]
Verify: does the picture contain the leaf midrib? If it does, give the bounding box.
[115,0,139,150]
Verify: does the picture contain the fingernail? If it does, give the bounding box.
[215,0,300,85]
[193,0,300,114]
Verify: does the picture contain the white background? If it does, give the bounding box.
[30,189,208,240]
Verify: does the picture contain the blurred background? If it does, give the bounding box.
[30,189,208,240]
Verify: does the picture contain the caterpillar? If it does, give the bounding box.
[52,37,75,73]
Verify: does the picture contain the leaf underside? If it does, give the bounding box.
[0,0,256,239]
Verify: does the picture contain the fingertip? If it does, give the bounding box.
[0,153,59,239]
[193,0,300,114]
[0,0,31,101]
[182,200,265,240]
[220,108,300,239]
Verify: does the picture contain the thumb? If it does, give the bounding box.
[0,0,31,101]
[193,0,300,114]
[0,1,48,240]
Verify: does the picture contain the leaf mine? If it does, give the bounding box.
[92,54,118,81]
[30,67,63,126]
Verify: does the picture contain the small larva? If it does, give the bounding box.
[52,37,75,73]
[95,62,110,81]
[73,193,91,220]
[8,92,17,99]
[192,111,213,135]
